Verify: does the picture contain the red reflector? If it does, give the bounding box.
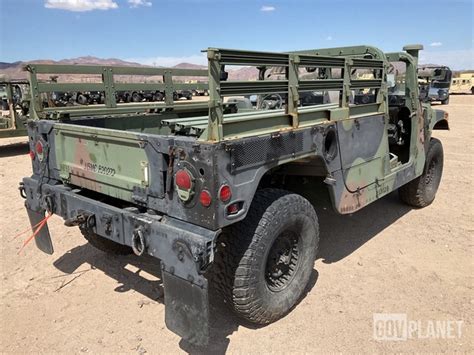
[35,141,43,154]
[175,169,192,190]
[199,190,212,207]
[219,185,232,202]
[29,151,35,160]
[227,203,240,215]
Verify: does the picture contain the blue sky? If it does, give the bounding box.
[0,0,473,69]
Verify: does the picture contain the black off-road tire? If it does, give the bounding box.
[80,227,133,255]
[441,96,449,105]
[212,188,319,325]
[399,138,444,208]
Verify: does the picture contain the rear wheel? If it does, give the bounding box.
[213,188,319,324]
[399,138,444,208]
[80,227,133,255]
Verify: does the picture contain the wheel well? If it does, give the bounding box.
[433,119,449,130]
[256,156,332,204]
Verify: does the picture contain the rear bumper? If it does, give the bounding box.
[21,177,219,345]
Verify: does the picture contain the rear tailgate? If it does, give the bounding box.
[53,123,157,202]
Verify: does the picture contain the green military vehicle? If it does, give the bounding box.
[20,44,448,345]
[0,77,30,138]
[418,65,452,104]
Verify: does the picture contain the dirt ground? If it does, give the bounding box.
[0,96,472,354]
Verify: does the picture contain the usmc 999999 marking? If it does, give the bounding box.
[84,161,116,176]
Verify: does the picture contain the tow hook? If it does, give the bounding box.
[19,182,27,199]
[44,195,55,214]
[64,212,95,228]
[132,228,146,256]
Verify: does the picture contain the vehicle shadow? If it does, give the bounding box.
[52,189,412,354]
[311,190,413,264]
[54,247,164,302]
[0,141,29,158]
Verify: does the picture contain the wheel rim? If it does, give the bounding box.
[265,230,300,291]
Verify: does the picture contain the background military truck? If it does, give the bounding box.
[0,77,30,138]
[418,65,452,104]
[451,72,474,94]
[20,44,448,345]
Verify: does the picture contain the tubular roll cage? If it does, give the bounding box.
[26,46,391,141]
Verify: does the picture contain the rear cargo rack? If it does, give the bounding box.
[26,45,388,142]
[25,64,209,120]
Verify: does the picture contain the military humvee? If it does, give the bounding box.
[0,77,30,138]
[418,65,452,104]
[20,44,448,345]
[451,72,474,94]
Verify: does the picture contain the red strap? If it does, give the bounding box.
[12,219,44,240]
[18,213,53,255]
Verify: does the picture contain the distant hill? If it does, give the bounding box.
[173,62,206,70]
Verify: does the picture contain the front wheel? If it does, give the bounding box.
[441,96,449,105]
[213,188,319,325]
[399,138,444,208]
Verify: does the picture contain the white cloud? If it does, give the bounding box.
[44,0,118,12]
[419,49,474,70]
[128,0,152,8]
[326,36,333,41]
[260,5,275,12]
[126,54,208,67]
[430,42,443,47]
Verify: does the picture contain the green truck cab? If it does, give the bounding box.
[20,44,448,345]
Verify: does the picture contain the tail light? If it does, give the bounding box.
[175,169,192,190]
[219,185,232,202]
[175,169,193,202]
[29,150,35,160]
[199,190,212,207]
[35,141,44,161]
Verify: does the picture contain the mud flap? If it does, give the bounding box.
[26,208,53,255]
[163,270,209,345]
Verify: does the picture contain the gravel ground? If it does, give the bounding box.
[0,95,472,353]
